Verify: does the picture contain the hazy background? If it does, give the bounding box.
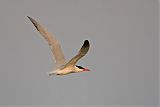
[0,0,158,106]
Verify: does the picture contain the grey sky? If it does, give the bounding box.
[0,0,158,106]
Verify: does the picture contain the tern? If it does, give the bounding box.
[27,16,90,76]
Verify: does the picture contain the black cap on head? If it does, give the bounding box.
[76,65,84,69]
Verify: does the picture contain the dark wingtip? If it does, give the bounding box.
[27,16,36,23]
[84,40,90,47]
[27,16,32,20]
[27,16,39,31]
[84,40,89,42]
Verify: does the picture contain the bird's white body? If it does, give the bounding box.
[49,66,83,75]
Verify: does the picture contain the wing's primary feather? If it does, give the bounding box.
[64,40,90,67]
[27,16,65,68]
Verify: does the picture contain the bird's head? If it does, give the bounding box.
[75,65,90,72]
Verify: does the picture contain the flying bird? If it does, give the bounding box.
[27,16,90,76]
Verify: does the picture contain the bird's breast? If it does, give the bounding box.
[54,67,76,75]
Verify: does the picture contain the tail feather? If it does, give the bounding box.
[47,71,56,76]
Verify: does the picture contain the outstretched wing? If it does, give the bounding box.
[64,40,90,67]
[27,16,65,68]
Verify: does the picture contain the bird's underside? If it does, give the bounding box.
[27,16,90,76]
